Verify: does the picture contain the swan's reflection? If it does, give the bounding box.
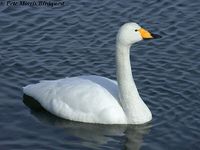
[23,95,151,150]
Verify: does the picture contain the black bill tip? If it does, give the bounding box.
[151,33,162,39]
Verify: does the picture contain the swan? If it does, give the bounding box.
[23,22,161,124]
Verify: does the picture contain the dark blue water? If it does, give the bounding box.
[0,0,200,149]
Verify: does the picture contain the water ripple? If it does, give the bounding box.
[0,0,200,149]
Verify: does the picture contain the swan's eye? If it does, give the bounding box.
[135,29,138,32]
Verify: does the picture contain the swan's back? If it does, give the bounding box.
[23,76,127,124]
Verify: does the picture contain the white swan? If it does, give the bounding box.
[23,22,160,124]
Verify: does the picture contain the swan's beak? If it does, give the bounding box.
[139,28,161,40]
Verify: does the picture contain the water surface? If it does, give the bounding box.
[0,0,200,149]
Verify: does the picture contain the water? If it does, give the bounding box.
[0,0,200,149]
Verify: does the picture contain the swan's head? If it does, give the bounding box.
[117,22,161,45]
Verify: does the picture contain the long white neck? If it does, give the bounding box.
[116,42,152,124]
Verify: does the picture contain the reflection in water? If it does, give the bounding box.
[23,95,151,150]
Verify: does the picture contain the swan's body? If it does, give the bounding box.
[24,75,127,124]
[23,23,160,124]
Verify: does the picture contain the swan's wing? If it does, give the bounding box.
[79,75,120,100]
[23,76,126,124]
